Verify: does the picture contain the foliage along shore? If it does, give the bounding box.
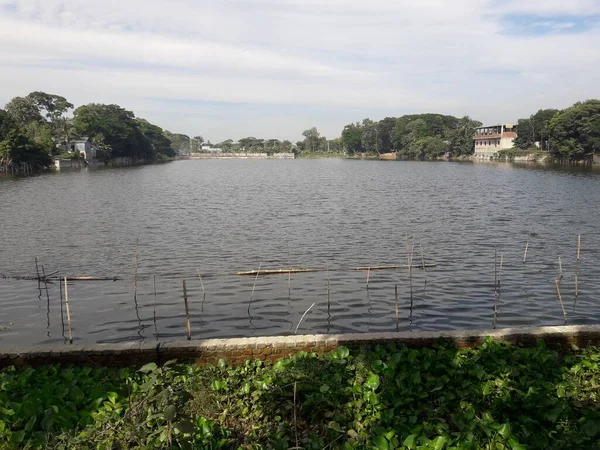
[1,91,177,173]
[1,339,600,449]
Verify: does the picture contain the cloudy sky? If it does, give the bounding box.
[1,0,599,142]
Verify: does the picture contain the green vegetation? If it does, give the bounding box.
[339,115,480,159]
[1,91,179,172]
[2,340,600,449]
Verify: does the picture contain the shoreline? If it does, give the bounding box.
[2,325,598,367]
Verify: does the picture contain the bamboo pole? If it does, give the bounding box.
[419,241,427,285]
[352,264,436,271]
[326,265,331,318]
[558,256,563,278]
[523,238,529,263]
[133,238,139,304]
[395,284,399,331]
[366,265,371,289]
[237,268,319,276]
[575,274,579,298]
[555,279,567,321]
[196,268,206,294]
[577,234,581,261]
[250,263,262,302]
[153,275,158,336]
[183,279,191,340]
[295,302,315,335]
[63,276,73,344]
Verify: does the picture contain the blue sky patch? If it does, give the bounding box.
[500,13,600,36]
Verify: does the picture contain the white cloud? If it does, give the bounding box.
[0,0,599,140]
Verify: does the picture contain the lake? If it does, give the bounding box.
[1,159,599,346]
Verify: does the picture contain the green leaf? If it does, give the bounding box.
[372,435,389,449]
[508,438,526,450]
[403,434,417,449]
[498,423,511,438]
[320,384,330,393]
[139,362,158,373]
[336,346,350,359]
[175,421,195,434]
[107,392,118,404]
[11,430,25,445]
[328,421,343,433]
[164,405,177,421]
[581,419,600,438]
[430,436,447,450]
[366,374,380,390]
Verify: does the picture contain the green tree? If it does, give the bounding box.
[548,99,600,159]
[448,116,480,156]
[341,123,363,155]
[514,118,535,149]
[0,110,51,168]
[301,127,321,153]
[532,109,559,149]
[73,104,153,160]
[377,117,396,153]
[164,131,191,154]
[137,119,176,159]
[360,119,381,154]
[4,96,42,125]
[415,136,447,158]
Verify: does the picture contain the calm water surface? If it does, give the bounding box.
[1,160,599,346]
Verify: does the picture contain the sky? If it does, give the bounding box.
[0,0,599,142]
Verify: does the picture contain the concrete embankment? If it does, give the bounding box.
[184,153,295,159]
[1,325,598,368]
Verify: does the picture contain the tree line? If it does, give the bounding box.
[1,91,177,170]
[512,99,600,160]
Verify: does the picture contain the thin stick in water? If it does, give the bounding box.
[63,276,73,344]
[558,256,563,278]
[555,279,567,322]
[326,264,331,317]
[395,284,399,331]
[295,302,316,335]
[183,279,191,340]
[34,257,41,281]
[575,273,579,298]
[366,259,371,289]
[577,234,581,261]
[196,268,206,294]
[419,241,427,285]
[153,275,158,336]
[250,263,262,302]
[523,239,529,263]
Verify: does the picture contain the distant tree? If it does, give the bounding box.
[301,127,321,153]
[514,118,535,149]
[360,119,381,154]
[448,116,480,156]
[548,99,600,159]
[164,130,191,154]
[4,96,42,125]
[137,119,176,159]
[377,117,396,153]
[341,123,363,155]
[73,103,153,159]
[415,136,447,158]
[532,108,559,149]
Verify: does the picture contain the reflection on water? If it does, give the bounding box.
[0,159,600,345]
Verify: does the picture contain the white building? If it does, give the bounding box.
[473,124,517,160]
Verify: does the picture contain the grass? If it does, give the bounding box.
[1,339,600,449]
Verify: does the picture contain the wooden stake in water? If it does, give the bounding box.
[153,275,158,336]
[523,238,529,263]
[182,279,191,340]
[555,279,567,322]
[558,256,563,279]
[250,263,261,302]
[419,241,427,285]
[196,268,206,294]
[366,261,371,289]
[63,276,73,344]
[295,302,315,335]
[577,234,581,261]
[575,274,579,298]
[395,284,400,331]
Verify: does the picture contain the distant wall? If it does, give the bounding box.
[189,153,295,159]
[1,325,599,368]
